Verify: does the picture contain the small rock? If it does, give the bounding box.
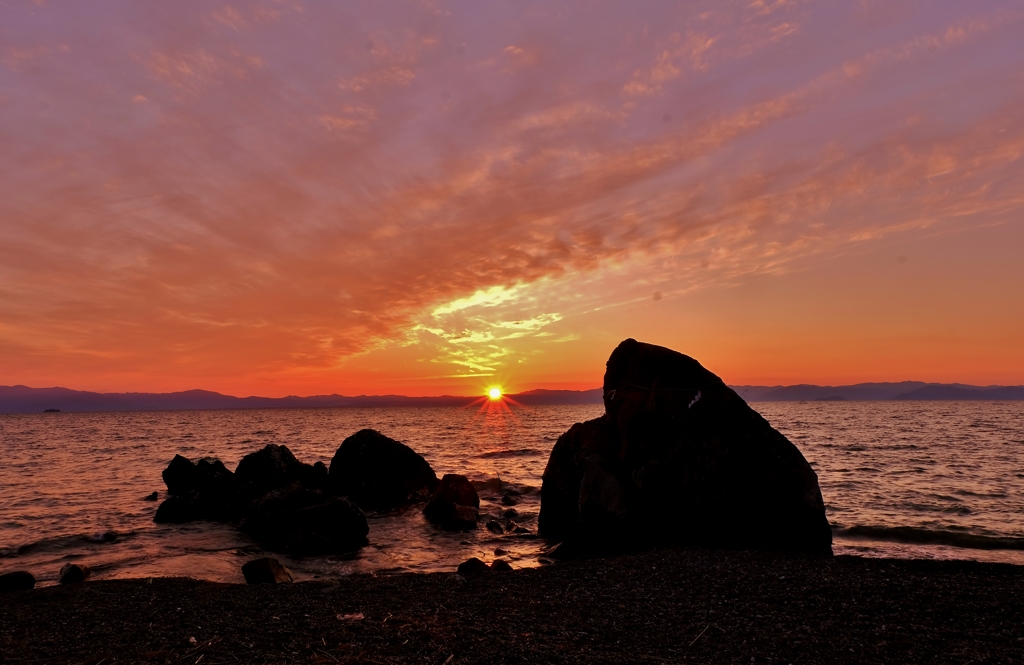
[505,520,531,534]
[425,474,480,531]
[236,444,315,501]
[490,559,513,572]
[456,557,489,576]
[427,474,480,510]
[241,557,293,584]
[0,571,35,593]
[451,505,479,530]
[143,491,159,501]
[501,492,519,506]
[427,503,478,531]
[59,563,91,584]
[493,547,508,556]
[485,520,504,535]
[154,493,200,524]
[502,508,519,519]
[86,530,118,543]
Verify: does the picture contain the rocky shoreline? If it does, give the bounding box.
[3,546,1023,664]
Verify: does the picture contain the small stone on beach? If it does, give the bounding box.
[241,557,293,585]
[456,557,489,576]
[59,563,90,584]
[0,571,35,593]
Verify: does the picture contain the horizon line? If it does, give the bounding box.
[4,379,1024,401]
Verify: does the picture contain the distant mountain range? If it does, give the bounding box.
[732,382,1024,402]
[1,382,1022,413]
[0,385,605,414]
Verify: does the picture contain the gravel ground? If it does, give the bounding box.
[2,547,1023,664]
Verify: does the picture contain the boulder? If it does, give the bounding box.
[490,559,513,572]
[427,474,479,509]
[424,474,480,531]
[539,339,832,556]
[329,429,439,512]
[241,557,293,584]
[59,563,90,584]
[239,484,368,555]
[235,444,326,501]
[154,492,201,524]
[0,571,35,593]
[162,454,200,495]
[157,455,240,522]
[485,520,504,535]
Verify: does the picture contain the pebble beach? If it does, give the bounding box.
[3,546,1022,664]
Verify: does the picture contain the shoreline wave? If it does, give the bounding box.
[834,525,1024,551]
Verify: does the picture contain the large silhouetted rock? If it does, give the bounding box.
[329,429,439,512]
[240,485,368,555]
[539,339,832,555]
[235,444,327,501]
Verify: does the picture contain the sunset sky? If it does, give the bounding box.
[1,1,1022,397]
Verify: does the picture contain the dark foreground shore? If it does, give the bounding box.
[2,547,1022,664]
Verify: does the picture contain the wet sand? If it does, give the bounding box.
[2,547,1022,664]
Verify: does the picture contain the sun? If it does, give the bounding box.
[488,387,503,400]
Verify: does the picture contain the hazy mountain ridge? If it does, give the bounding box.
[732,383,1024,402]
[0,386,606,413]
[2,382,1023,413]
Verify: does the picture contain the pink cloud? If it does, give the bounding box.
[0,0,1021,392]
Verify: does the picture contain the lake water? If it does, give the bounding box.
[2,401,1022,585]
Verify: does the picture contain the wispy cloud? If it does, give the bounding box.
[0,1,1021,393]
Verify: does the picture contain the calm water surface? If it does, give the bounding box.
[1,401,1022,585]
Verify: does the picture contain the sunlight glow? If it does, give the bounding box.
[488,387,503,400]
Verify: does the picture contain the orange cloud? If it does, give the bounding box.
[0,1,1022,394]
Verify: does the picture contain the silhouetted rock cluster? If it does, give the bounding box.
[153,428,475,557]
[539,339,832,556]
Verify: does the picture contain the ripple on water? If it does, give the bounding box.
[2,401,1024,583]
